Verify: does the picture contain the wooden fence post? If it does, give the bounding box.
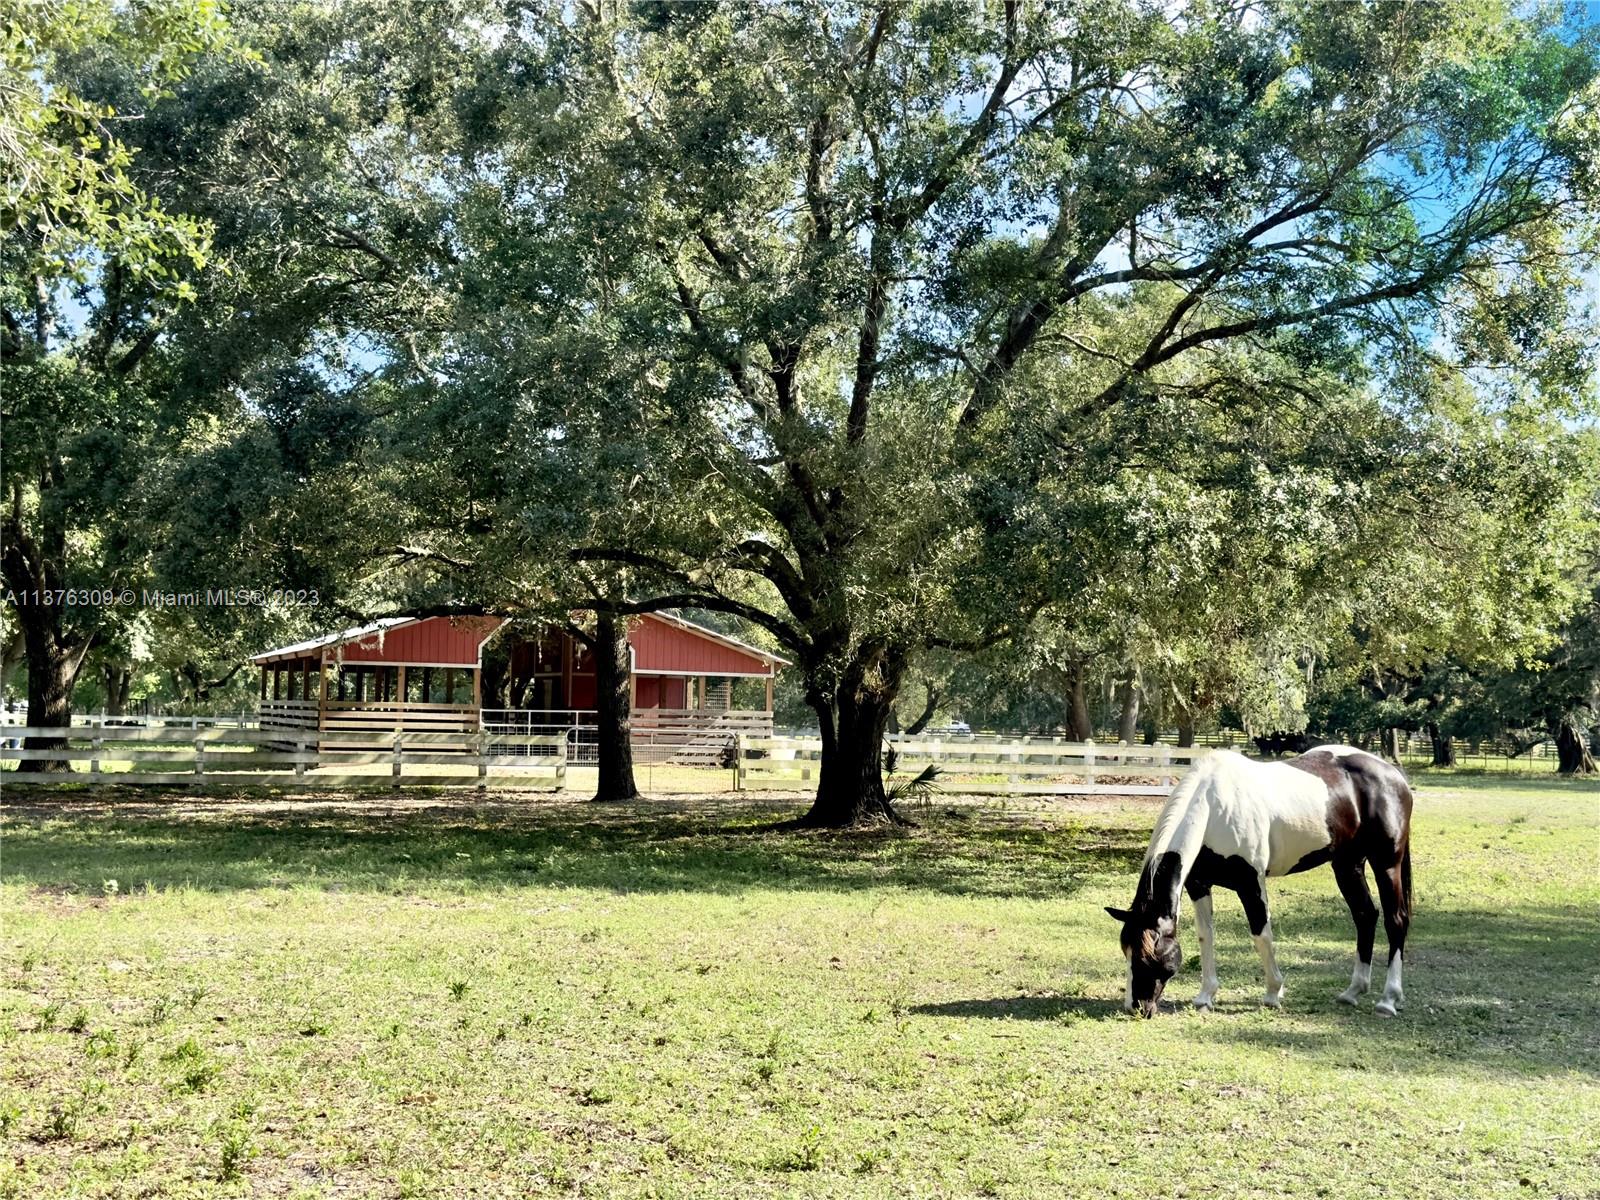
[90,716,103,779]
[476,729,488,792]
[294,733,308,785]
[734,734,745,791]
[392,734,403,790]
[1084,739,1095,788]
[555,738,566,792]
[193,735,206,790]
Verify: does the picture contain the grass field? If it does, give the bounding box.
[2,776,1597,1199]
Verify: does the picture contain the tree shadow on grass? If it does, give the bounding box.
[0,788,1147,901]
[914,896,1600,1080]
[911,995,1125,1022]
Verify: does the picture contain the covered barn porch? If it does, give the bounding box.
[253,616,504,742]
[250,611,787,762]
[482,611,788,763]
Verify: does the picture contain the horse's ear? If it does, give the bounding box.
[1105,906,1131,923]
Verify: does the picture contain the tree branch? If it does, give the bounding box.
[112,325,161,376]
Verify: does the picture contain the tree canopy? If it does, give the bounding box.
[5,0,1598,801]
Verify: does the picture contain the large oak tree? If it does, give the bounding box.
[400,0,1595,824]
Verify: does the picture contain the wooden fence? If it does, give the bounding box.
[629,708,775,765]
[479,707,776,765]
[735,735,1201,796]
[0,725,566,790]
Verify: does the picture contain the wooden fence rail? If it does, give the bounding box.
[736,735,1200,796]
[0,726,566,790]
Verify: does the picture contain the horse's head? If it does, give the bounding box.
[1106,906,1182,1017]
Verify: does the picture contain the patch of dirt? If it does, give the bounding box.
[0,784,1164,843]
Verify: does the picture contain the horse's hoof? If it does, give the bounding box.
[1193,995,1215,1011]
[1375,1000,1398,1018]
[1336,990,1362,1007]
[1262,992,1283,1009]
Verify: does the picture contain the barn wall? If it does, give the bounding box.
[333,616,501,666]
[633,676,688,709]
[628,616,772,676]
[569,673,597,710]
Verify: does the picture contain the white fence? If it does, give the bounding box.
[481,707,773,765]
[736,735,1200,796]
[0,725,566,790]
[0,712,259,729]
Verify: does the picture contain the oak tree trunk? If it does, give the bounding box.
[796,643,908,828]
[590,611,641,802]
[1116,671,1140,745]
[1428,723,1456,767]
[1176,715,1196,748]
[1554,716,1597,775]
[902,684,940,735]
[103,665,132,716]
[0,628,23,695]
[1065,659,1092,741]
[12,605,85,771]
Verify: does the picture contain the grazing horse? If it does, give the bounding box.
[1106,746,1412,1018]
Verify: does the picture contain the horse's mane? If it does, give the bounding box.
[1143,750,1249,863]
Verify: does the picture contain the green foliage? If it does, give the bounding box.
[1,0,241,292]
[213,1116,253,1180]
[7,1,1598,805]
[326,0,1600,816]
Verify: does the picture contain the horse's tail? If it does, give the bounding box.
[1401,842,1413,916]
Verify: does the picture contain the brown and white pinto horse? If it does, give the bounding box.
[1107,746,1413,1017]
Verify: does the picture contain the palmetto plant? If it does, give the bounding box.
[881,745,943,808]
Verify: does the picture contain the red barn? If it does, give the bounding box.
[251,612,787,755]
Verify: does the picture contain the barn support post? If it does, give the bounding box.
[396,666,407,733]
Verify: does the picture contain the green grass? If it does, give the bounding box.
[2,776,1596,1198]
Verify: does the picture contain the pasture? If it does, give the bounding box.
[2,777,1596,1199]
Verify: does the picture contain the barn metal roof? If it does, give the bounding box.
[251,611,789,668]
[646,611,792,667]
[249,617,419,665]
